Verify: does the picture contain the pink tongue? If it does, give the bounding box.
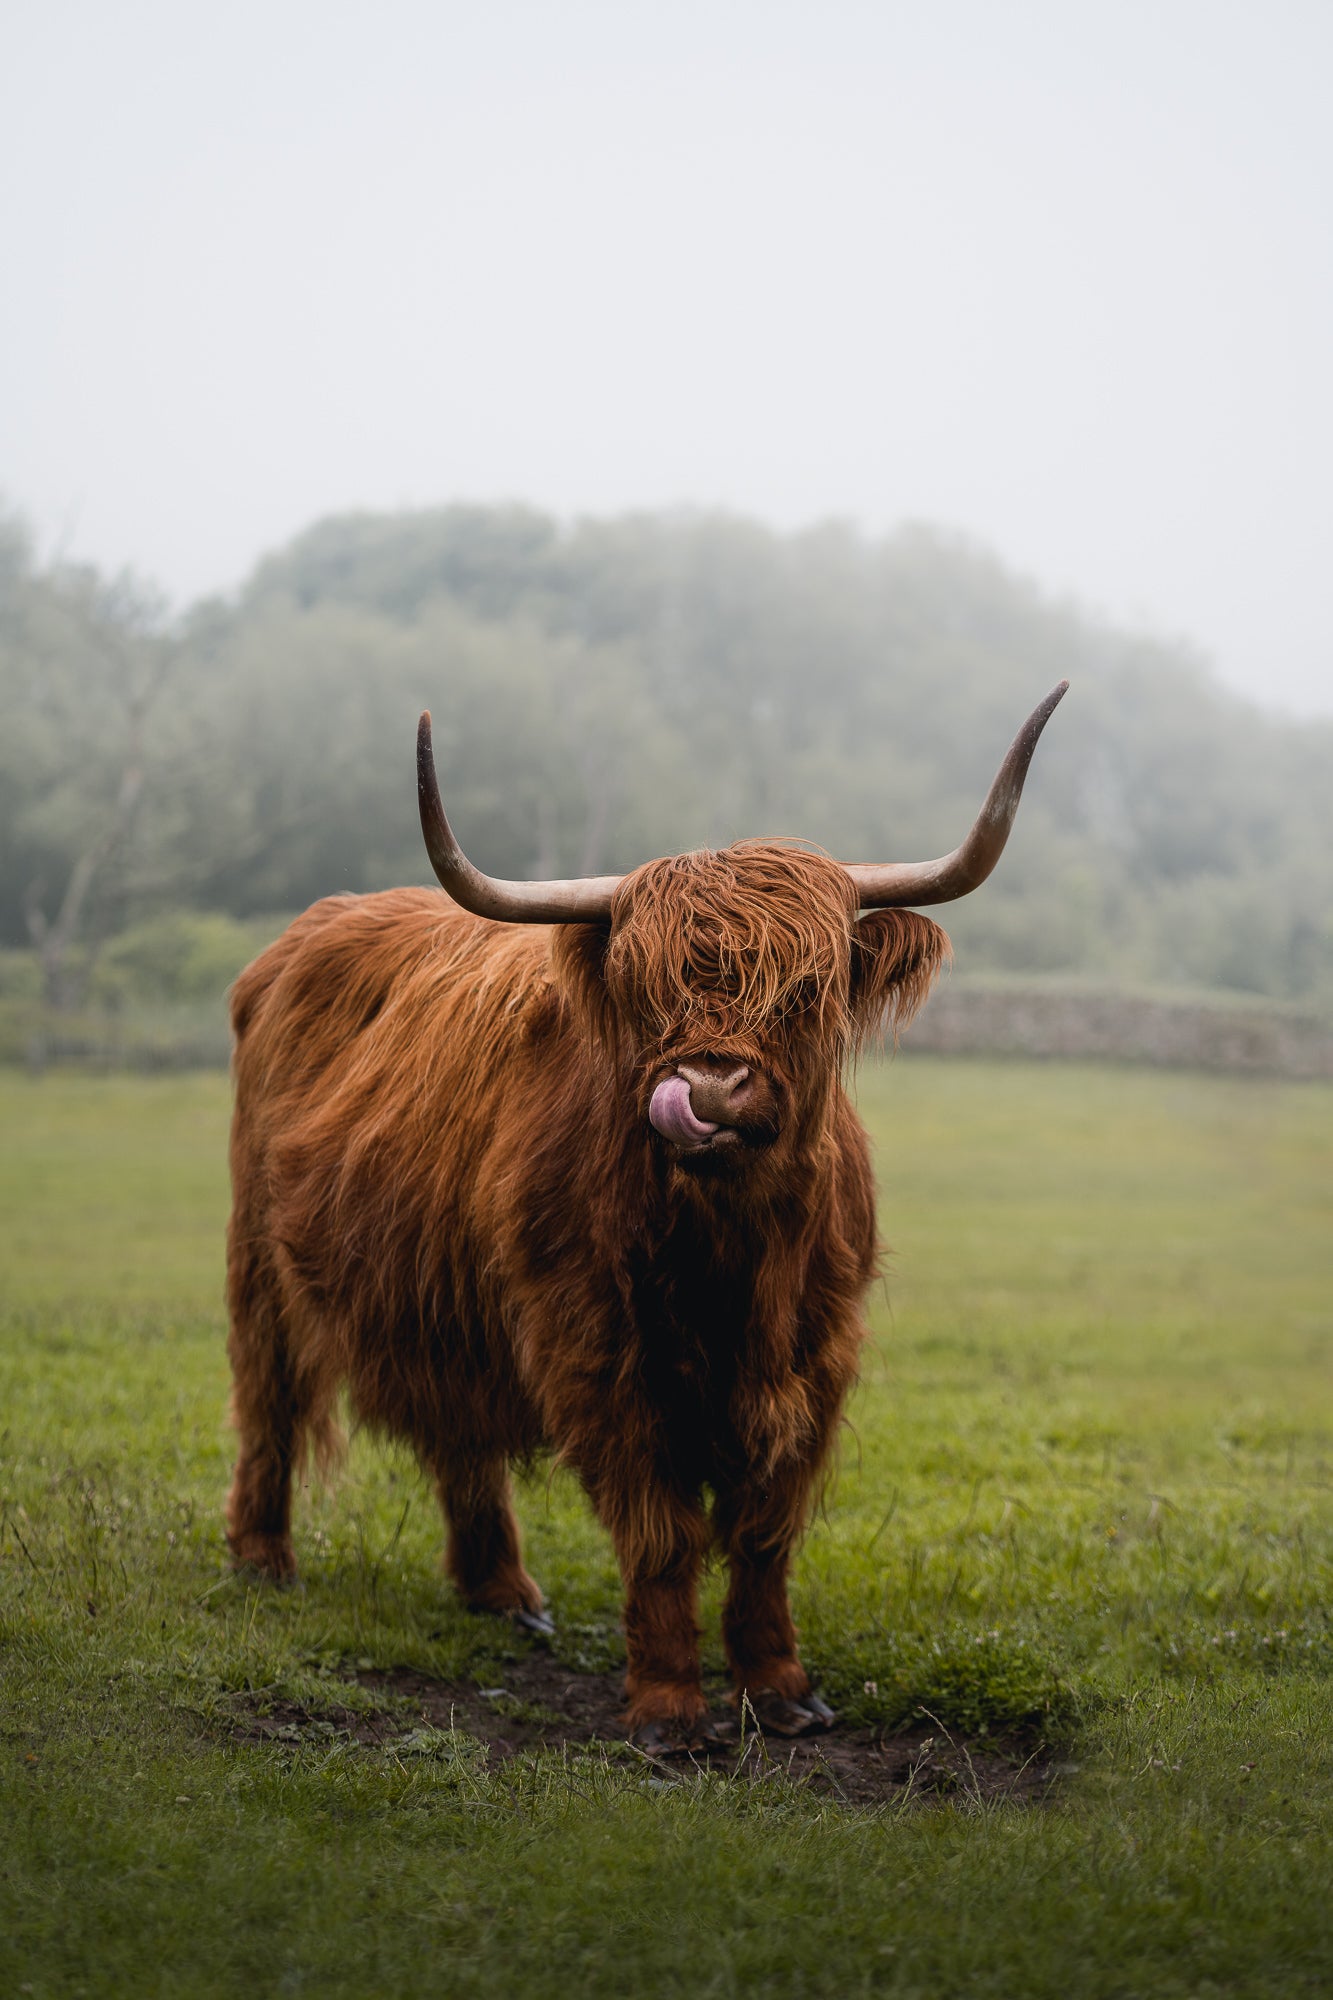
[649,1076,718,1147]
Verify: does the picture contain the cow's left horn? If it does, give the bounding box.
[417,711,621,923]
[844,682,1069,909]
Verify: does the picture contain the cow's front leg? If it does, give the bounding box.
[714,1479,836,1737]
[597,1483,713,1749]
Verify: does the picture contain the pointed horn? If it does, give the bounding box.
[417,712,620,923]
[845,682,1069,909]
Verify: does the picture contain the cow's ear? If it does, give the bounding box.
[549,923,619,1044]
[849,910,951,1047]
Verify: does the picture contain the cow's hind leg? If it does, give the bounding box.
[225,1253,319,1583]
[434,1457,551,1635]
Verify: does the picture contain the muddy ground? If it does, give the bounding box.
[229,1653,1056,1809]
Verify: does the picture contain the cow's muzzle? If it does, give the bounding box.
[648,1061,773,1155]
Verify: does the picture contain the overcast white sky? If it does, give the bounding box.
[3,0,1331,714]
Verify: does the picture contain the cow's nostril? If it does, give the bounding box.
[677,1062,748,1090]
[676,1062,754,1123]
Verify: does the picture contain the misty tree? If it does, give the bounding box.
[0,527,175,1008]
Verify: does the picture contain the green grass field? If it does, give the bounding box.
[3,1059,1332,1997]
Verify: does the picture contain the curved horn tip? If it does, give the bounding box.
[416,712,437,798]
[1016,679,1070,750]
[844,678,1070,911]
[1029,679,1069,719]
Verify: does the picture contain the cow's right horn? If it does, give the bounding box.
[417,711,622,923]
[844,682,1069,909]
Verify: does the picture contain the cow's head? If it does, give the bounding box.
[574,843,947,1176]
[417,685,1066,1178]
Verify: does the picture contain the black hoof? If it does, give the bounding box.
[633,1712,747,1757]
[632,1718,712,1758]
[231,1562,303,1592]
[466,1601,556,1640]
[509,1605,556,1641]
[633,1720,684,1757]
[749,1688,837,1737]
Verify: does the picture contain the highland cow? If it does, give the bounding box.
[225,683,1066,1751]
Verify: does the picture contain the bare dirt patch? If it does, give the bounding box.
[229,1653,1055,1809]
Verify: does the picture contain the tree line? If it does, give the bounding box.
[3,502,1331,1015]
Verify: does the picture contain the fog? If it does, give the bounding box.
[4,0,1332,714]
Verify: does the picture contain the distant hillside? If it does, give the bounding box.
[3,504,1331,1010]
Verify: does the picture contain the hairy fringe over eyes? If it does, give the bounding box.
[605,841,947,1063]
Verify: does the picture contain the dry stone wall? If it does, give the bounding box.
[903,984,1333,1079]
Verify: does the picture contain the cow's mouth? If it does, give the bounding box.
[648,1076,777,1162]
[648,1076,718,1150]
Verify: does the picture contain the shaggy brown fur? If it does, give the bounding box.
[226,842,949,1736]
